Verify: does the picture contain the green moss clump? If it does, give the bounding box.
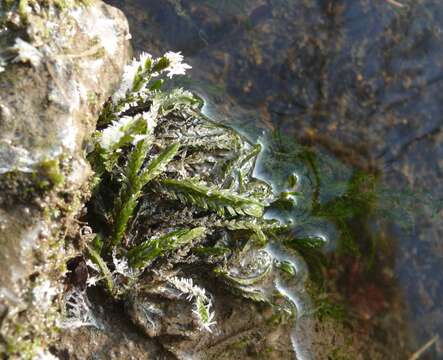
[71,51,299,339]
[38,159,65,187]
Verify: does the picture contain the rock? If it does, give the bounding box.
[0,1,130,357]
[56,288,166,360]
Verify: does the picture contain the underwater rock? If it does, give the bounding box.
[0,1,131,357]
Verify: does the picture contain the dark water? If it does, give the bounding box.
[107,0,443,358]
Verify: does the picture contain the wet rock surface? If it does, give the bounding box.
[57,284,295,360]
[56,288,166,360]
[0,1,130,357]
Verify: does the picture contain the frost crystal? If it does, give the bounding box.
[139,51,153,67]
[99,116,134,150]
[32,280,58,311]
[99,121,124,150]
[131,134,148,145]
[101,104,159,149]
[86,259,100,273]
[112,60,140,102]
[112,249,138,278]
[169,276,207,301]
[164,51,192,78]
[112,52,152,102]
[61,289,100,329]
[11,38,43,67]
[111,51,191,103]
[193,297,217,333]
[86,275,100,287]
[143,100,160,130]
[168,277,216,332]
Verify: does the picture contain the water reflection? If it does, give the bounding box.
[107,0,443,358]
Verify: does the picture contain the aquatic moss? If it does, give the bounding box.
[70,52,307,343]
[87,51,277,278]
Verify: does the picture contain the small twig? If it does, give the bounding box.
[409,334,439,360]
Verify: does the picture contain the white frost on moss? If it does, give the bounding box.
[85,275,100,287]
[111,53,151,102]
[169,276,207,301]
[85,260,102,287]
[99,105,159,150]
[193,296,217,333]
[164,51,192,78]
[112,249,139,279]
[112,249,131,275]
[168,277,216,332]
[60,289,101,329]
[99,120,125,150]
[99,115,133,150]
[11,38,43,67]
[86,259,100,272]
[131,101,160,145]
[112,51,191,102]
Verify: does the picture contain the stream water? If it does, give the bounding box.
[107,1,443,358]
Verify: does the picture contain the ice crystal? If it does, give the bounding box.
[99,115,133,150]
[61,289,100,329]
[168,276,207,301]
[112,59,141,102]
[85,259,100,273]
[131,134,148,145]
[112,250,131,275]
[168,276,216,332]
[193,296,217,333]
[164,51,192,78]
[86,275,100,287]
[112,249,139,278]
[112,52,153,102]
[112,50,191,102]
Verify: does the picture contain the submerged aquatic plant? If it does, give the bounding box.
[262,129,442,281]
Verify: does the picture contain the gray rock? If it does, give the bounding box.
[0,1,130,356]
